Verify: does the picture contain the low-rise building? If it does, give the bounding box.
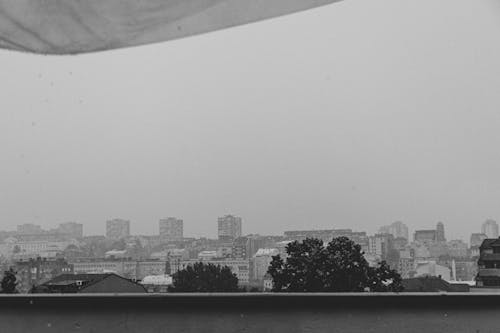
[414,260,451,281]
[398,250,415,279]
[32,273,146,293]
[14,257,73,293]
[2,237,77,259]
[104,250,128,259]
[57,222,84,239]
[470,233,488,248]
[263,273,273,291]
[197,251,218,261]
[250,248,279,282]
[403,276,469,292]
[71,259,168,281]
[140,274,173,293]
[414,230,437,244]
[447,240,468,258]
[150,249,189,262]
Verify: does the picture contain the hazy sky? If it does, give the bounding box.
[1,0,500,241]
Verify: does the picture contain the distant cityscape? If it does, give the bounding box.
[0,215,499,293]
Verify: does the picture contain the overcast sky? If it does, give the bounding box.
[1,0,500,241]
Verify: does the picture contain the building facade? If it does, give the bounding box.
[58,222,83,239]
[250,248,279,282]
[159,217,183,242]
[106,219,130,239]
[436,222,446,242]
[16,224,43,235]
[14,257,74,293]
[33,273,146,293]
[71,258,168,281]
[414,230,437,244]
[447,240,468,258]
[379,221,409,241]
[482,219,499,239]
[398,256,415,279]
[414,260,451,281]
[368,233,394,260]
[218,215,242,241]
[471,233,488,248]
[476,238,500,287]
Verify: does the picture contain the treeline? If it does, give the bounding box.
[168,236,403,292]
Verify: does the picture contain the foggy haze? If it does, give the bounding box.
[1,0,500,241]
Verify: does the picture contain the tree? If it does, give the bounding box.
[367,260,403,292]
[168,262,239,292]
[1,268,18,294]
[268,237,403,292]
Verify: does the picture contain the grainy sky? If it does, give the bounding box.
[1,0,500,241]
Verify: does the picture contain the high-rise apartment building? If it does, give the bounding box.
[482,219,499,239]
[159,217,183,242]
[106,219,130,239]
[378,221,409,240]
[436,222,446,242]
[58,222,83,239]
[368,233,394,260]
[218,215,242,241]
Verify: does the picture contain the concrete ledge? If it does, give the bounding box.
[0,293,498,332]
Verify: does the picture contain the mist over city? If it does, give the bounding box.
[1,0,500,243]
[1,0,500,331]
[0,215,497,294]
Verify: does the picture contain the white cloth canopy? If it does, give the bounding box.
[0,0,342,54]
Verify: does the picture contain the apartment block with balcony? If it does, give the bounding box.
[476,238,500,287]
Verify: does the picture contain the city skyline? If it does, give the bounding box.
[2,216,499,244]
[1,0,500,248]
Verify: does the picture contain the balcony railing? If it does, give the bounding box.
[477,268,500,276]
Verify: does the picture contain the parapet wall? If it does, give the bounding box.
[0,293,498,333]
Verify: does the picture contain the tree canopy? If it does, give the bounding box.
[168,262,239,292]
[1,268,18,294]
[268,237,403,292]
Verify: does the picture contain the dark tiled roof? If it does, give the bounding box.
[33,273,146,294]
[402,277,469,292]
[480,238,500,249]
[45,273,112,286]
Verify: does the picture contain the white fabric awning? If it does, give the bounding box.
[0,0,342,54]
